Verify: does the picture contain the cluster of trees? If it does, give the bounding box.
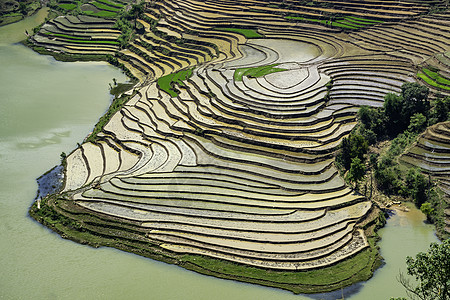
[358,83,449,144]
[338,84,450,299]
[115,2,145,48]
[337,83,449,222]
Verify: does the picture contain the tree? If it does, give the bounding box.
[338,134,368,170]
[420,202,434,221]
[401,82,430,129]
[383,83,430,136]
[398,240,450,300]
[408,113,427,133]
[384,92,403,135]
[347,157,365,187]
[405,168,429,206]
[431,96,450,123]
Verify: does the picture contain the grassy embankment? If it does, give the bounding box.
[29,192,385,294]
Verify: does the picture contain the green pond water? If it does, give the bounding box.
[0,14,440,300]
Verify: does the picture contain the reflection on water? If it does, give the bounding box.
[0,15,440,300]
[16,130,71,149]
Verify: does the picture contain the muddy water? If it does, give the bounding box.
[0,16,439,300]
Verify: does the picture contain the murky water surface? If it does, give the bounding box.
[0,16,439,300]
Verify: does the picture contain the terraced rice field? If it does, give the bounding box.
[31,0,450,293]
[31,15,121,55]
[400,122,450,235]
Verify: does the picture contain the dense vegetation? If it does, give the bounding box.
[337,83,450,238]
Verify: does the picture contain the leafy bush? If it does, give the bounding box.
[336,133,368,170]
[357,83,430,144]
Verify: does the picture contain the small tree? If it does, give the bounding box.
[347,157,365,188]
[398,240,450,300]
[420,202,434,221]
[408,113,427,133]
[405,168,429,206]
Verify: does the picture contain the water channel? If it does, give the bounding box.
[0,13,440,299]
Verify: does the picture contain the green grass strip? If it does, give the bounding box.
[91,1,122,12]
[84,10,118,17]
[285,16,304,20]
[422,68,450,86]
[58,3,77,10]
[418,71,450,91]
[214,28,262,38]
[96,0,124,8]
[158,68,193,97]
[2,12,22,17]
[234,64,287,81]
[339,20,365,27]
[331,22,358,29]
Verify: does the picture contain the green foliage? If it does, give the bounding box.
[375,162,403,194]
[112,2,145,48]
[58,3,77,11]
[405,168,430,206]
[351,83,447,237]
[337,133,368,170]
[400,82,430,127]
[91,1,122,12]
[399,240,450,300]
[384,92,404,134]
[358,105,386,140]
[420,202,435,220]
[374,132,418,194]
[418,68,450,91]
[114,16,133,48]
[408,113,427,133]
[358,83,430,143]
[96,0,124,8]
[84,10,117,18]
[430,95,450,124]
[347,157,365,185]
[157,68,193,97]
